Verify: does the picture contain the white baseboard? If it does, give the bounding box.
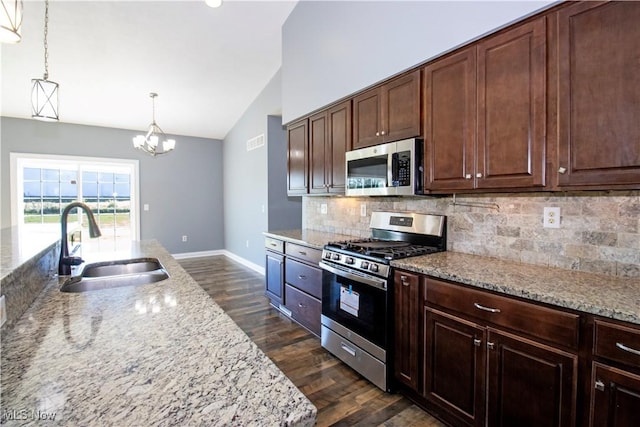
[171,249,265,276]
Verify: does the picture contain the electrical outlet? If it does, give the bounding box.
[543,207,561,229]
[321,204,328,215]
[182,235,188,242]
[246,240,250,248]
[143,204,149,211]
[360,203,367,217]
[0,295,7,327]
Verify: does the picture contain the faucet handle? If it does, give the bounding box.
[64,256,85,266]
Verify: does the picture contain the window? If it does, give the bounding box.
[11,153,140,253]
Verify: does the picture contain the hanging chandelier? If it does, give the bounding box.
[0,0,22,43]
[132,93,176,156]
[31,0,58,121]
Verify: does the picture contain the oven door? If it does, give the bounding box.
[319,262,388,350]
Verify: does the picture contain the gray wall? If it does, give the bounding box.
[282,0,555,123]
[223,70,301,267]
[267,114,302,231]
[0,117,224,254]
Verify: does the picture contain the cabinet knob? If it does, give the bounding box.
[381,130,385,135]
[465,174,472,179]
[298,274,307,280]
[476,173,483,178]
[595,380,605,392]
[473,338,481,347]
[558,167,567,174]
[376,131,380,136]
[487,341,495,350]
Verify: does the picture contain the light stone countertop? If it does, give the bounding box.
[393,251,640,325]
[0,240,316,426]
[0,226,59,281]
[264,229,354,250]
[265,229,640,325]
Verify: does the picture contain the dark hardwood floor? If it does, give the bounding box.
[179,255,444,427]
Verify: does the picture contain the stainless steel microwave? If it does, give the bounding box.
[345,138,423,196]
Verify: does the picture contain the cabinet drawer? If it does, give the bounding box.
[264,237,284,253]
[285,284,321,336]
[594,319,640,368]
[285,258,322,299]
[285,242,322,265]
[425,277,580,349]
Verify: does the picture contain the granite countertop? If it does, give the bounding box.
[393,251,640,325]
[264,229,354,250]
[1,240,316,426]
[0,226,59,281]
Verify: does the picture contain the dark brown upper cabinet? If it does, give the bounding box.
[424,17,546,192]
[353,69,421,149]
[309,101,352,194]
[287,119,309,196]
[555,1,640,188]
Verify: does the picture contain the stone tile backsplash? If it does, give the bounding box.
[303,191,640,278]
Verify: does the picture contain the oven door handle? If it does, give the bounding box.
[319,262,387,291]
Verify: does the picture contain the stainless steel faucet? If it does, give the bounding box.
[58,202,102,276]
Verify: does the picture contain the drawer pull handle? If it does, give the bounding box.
[269,243,277,247]
[298,274,306,280]
[616,342,640,357]
[298,303,305,308]
[474,303,501,313]
[299,251,307,256]
[341,342,357,357]
[595,380,605,392]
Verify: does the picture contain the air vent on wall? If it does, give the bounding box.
[247,134,265,151]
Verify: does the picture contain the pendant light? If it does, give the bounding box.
[132,93,176,157]
[31,0,59,121]
[0,0,22,43]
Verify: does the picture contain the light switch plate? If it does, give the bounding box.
[320,204,327,215]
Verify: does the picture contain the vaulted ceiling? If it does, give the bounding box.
[1,0,297,140]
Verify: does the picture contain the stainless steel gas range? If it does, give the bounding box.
[319,211,447,392]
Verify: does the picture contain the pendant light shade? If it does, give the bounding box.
[31,0,59,121]
[0,0,22,43]
[31,78,59,121]
[132,93,176,157]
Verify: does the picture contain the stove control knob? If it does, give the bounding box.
[332,253,341,261]
[369,264,379,273]
[346,257,355,265]
[324,252,332,259]
[360,261,369,269]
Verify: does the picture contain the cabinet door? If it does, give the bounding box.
[477,17,546,189]
[557,1,640,187]
[383,69,421,143]
[287,119,309,195]
[424,48,477,191]
[265,251,284,305]
[394,271,421,392]
[424,307,486,427]
[309,111,328,194]
[590,362,640,427]
[353,87,383,149]
[487,328,578,427]
[327,101,351,193]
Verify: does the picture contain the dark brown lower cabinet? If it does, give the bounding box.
[589,363,640,427]
[394,271,422,392]
[395,272,580,427]
[424,308,486,427]
[486,328,578,427]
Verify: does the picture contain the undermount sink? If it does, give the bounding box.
[60,257,169,293]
